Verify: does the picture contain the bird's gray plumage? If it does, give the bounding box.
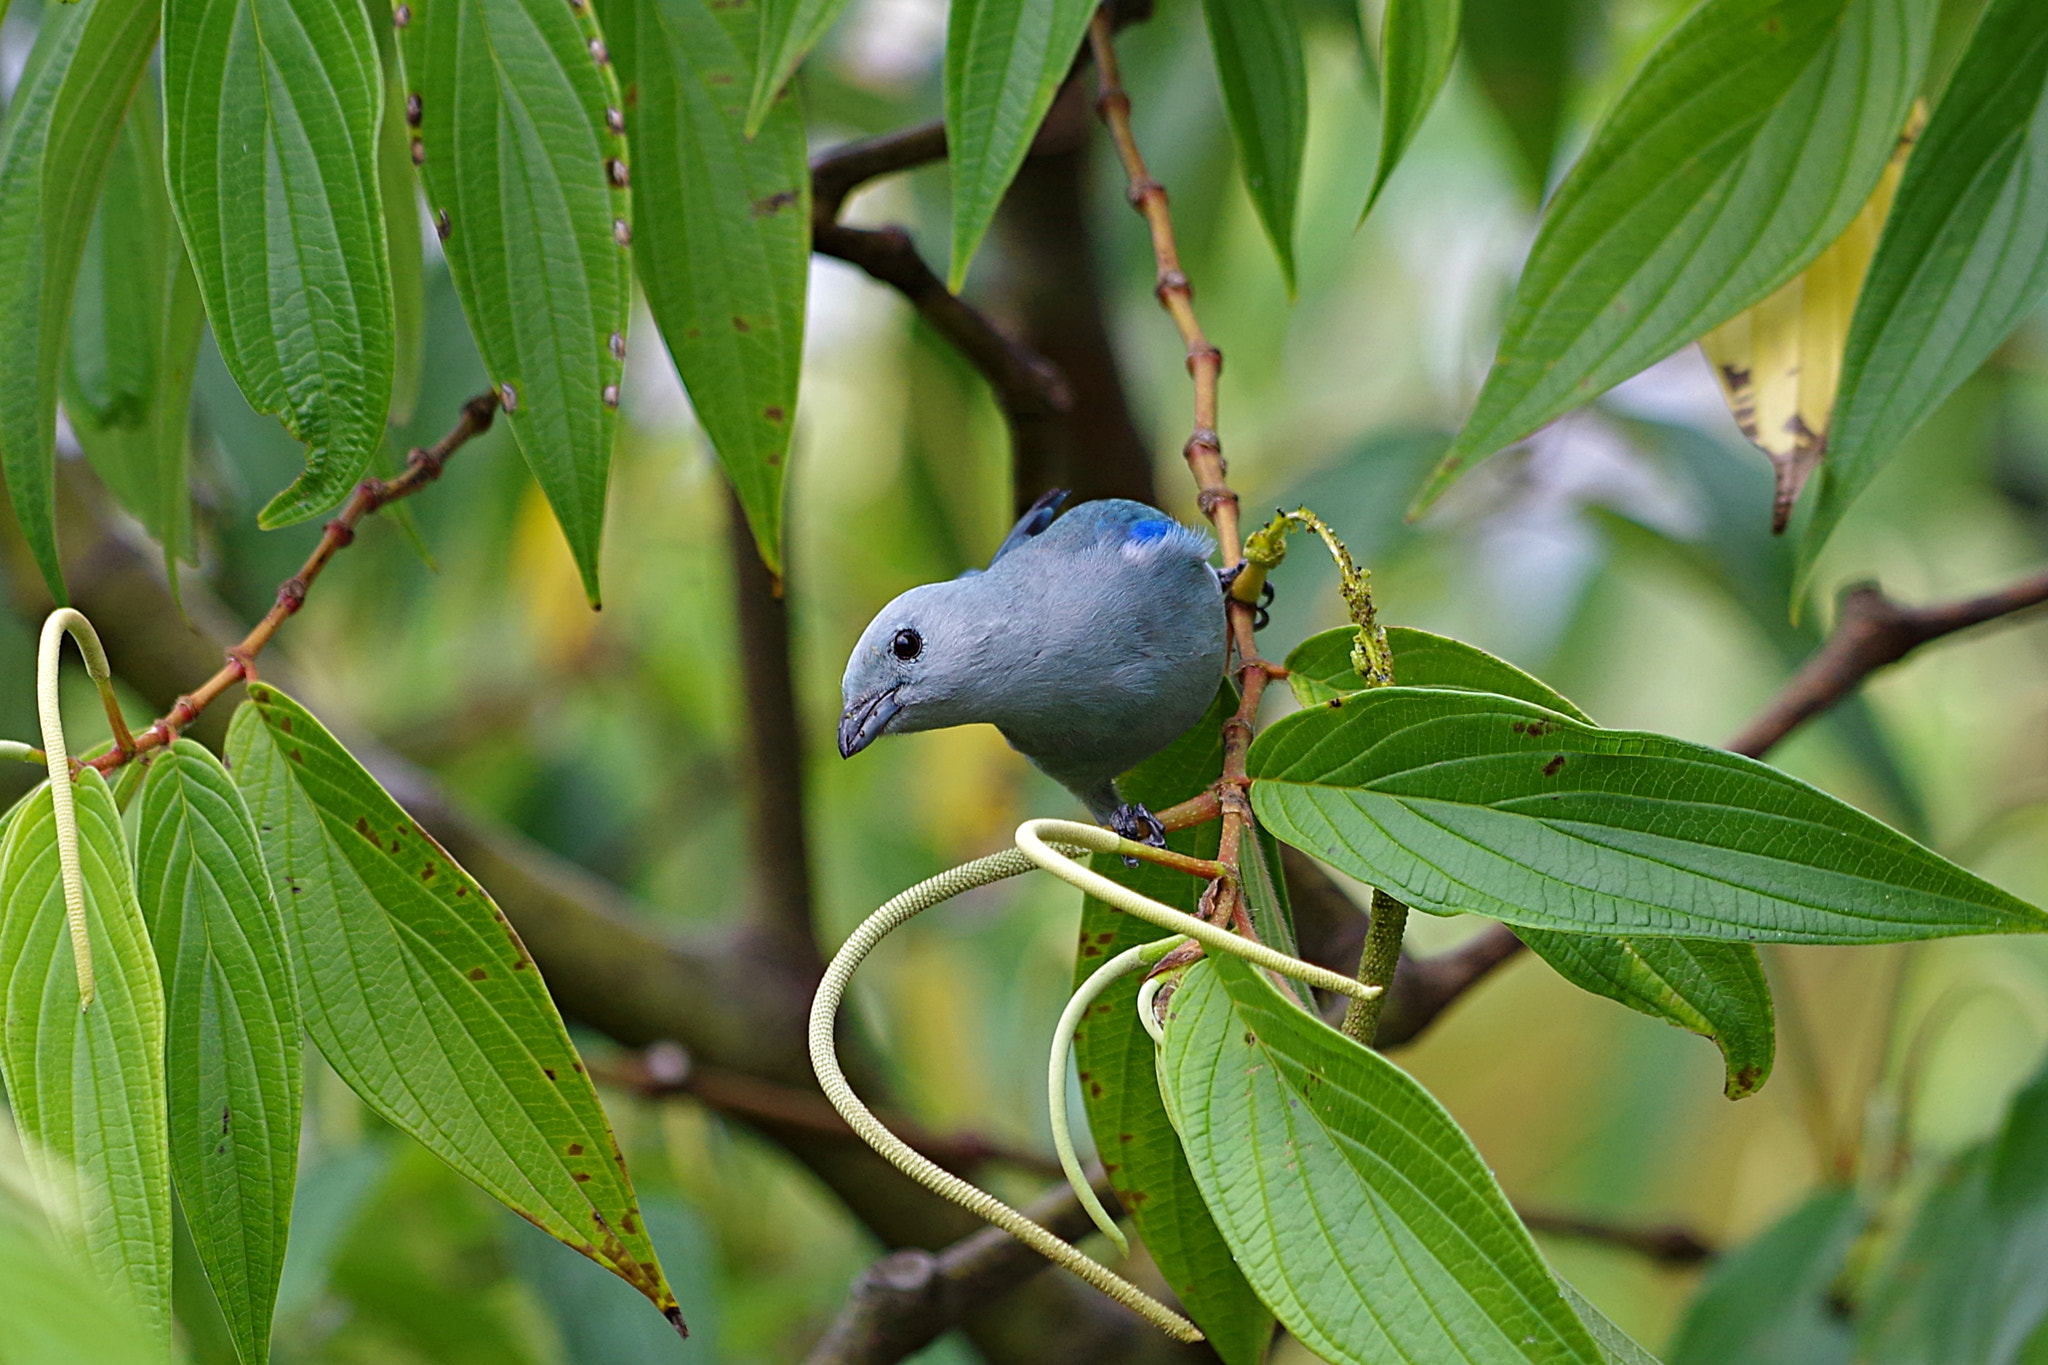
[839,496,1227,821]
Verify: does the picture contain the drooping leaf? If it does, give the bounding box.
[1462,0,1588,202]
[1516,930,1774,1097]
[1070,686,1275,1365]
[633,0,808,579]
[162,0,396,528]
[943,0,1097,291]
[1160,953,1605,1365]
[62,81,203,581]
[1365,0,1460,219]
[0,775,171,1347]
[0,0,161,601]
[134,741,304,1365]
[225,684,682,1327]
[1700,104,1920,532]
[400,0,632,605]
[1668,1185,1861,1365]
[1202,0,1307,291]
[1857,1055,2048,1362]
[1416,0,1938,515]
[743,0,852,137]
[1248,686,2045,943]
[1286,623,1594,720]
[1800,0,2048,578]
[375,0,426,429]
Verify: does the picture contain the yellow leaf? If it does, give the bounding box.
[1701,102,1925,531]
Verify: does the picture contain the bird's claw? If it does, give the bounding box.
[1216,559,1249,593]
[1109,803,1168,867]
[1216,561,1275,630]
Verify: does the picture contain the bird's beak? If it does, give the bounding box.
[838,686,903,759]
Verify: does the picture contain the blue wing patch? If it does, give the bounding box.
[1125,519,1176,544]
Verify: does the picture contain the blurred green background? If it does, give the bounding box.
[4,0,2048,1358]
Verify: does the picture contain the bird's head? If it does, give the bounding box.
[838,580,991,759]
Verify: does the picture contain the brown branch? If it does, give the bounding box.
[1087,13,1267,942]
[1727,570,2048,759]
[809,130,1074,476]
[1519,1211,1717,1267]
[83,391,501,776]
[728,487,822,964]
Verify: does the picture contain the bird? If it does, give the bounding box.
[838,491,1228,843]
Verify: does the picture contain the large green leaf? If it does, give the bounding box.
[0,0,161,602]
[1202,0,1307,292]
[0,775,171,1347]
[401,0,632,604]
[162,0,395,528]
[1417,0,1937,514]
[225,684,682,1327]
[1800,0,2048,578]
[1668,1185,1861,1365]
[134,741,303,1365]
[1160,953,1605,1364]
[743,0,852,136]
[1289,627,1773,1091]
[632,0,807,579]
[62,83,203,581]
[1516,930,1774,1097]
[1856,1057,2048,1361]
[1365,0,1460,219]
[1248,687,2045,943]
[1070,687,1275,1365]
[943,0,1097,291]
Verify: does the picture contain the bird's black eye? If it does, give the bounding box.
[890,628,923,661]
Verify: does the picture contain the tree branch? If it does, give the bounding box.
[1727,571,2048,759]
[1519,1210,1717,1267]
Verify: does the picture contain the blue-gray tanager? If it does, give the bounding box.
[838,492,1228,840]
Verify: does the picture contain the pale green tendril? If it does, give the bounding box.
[37,609,120,1010]
[1049,935,1187,1254]
[0,742,42,765]
[1135,971,1173,1046]
[1014,819,1383,1003]
[808,847,1204,1343]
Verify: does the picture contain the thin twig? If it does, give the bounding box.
[811,120,950,225]
[1087,13,1266,939]
[1728,570,2048,759]
[86,391,502,776]
[1519,1210,1717,1267]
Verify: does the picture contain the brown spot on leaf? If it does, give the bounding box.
[468,967,488,981]
[422,863,437,879]
[280,715,294,734]
[356,816,373,838]
[752,189,797,218]
[732,316,750,333]
[568,1142,584,1155]
[1542,755,1566,777]
[763,405,784,423]
[1511,720,1554,738]
[1731,1064,1764,1097]
[544,1068,558,1080]
[574,1172,592,1183]
[1327,697,1344,709]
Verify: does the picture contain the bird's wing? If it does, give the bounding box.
[988,488,1070,566]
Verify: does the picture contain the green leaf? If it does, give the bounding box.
[943,0,1097,291]
[1248,686,2045,943]
[1799,0,2048,578]
[1516,930,1774,1097]
[1856,1056,2048,1362]
[162,0,396,528]
[1562,1280,1668,1365]
[1287,624,1594,721]
[632,0,808,579]
[401,0,632,605]
[0,1155,160,1365]
[63,81,204,585]
[376,0,427,430]
[1668,1185,1861,1365]
[1070,686,1275,1365]
[225,684,682,1327]
[0,0,161,602]
[1462,0,1587,202]
[1202,0,1307,291]
[0,774,171,1347]
[135,740,304,1365]
[1417,0,1938,515]
[1365,0,1460,219]
[743,0,853,137]
[1160,952,1605,1365]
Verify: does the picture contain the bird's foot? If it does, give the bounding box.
[1215,561,1276,630]
[1109,803,1168,867]
[1216,559,1249,593]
